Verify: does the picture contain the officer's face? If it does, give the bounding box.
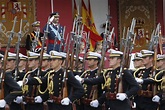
[42,60,50,68]
[86,59,97,69]
[28,59,39,69]
[157,60,164,69]
[53,16,59,24]
[19,60,27,68]
[142,56,152,66]
[50,59,62,70]
[133,59,143,68]
[6,59,15,71]
[109,57,120,68]
[33,26,40,32]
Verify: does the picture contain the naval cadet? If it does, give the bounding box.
[133,50,159,110]
[24,50,84,110]
[152,54,165,110]
[79,52,103,110]
[75,49,139,110]
[22,51,45,110]
[0,52,22,110]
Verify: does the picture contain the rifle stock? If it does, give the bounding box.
[14,19,23,81]
[0,16,17,99]
[62,17,77,98]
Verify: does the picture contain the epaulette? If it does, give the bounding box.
[154,70,165,82]
[133,67,145,78]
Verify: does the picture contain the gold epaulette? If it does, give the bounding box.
[133,67,145,78]
[154,70,165,82]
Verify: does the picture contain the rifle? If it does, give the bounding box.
[75,24,84,72]
[118,18,136,93]
[35,17,49,97]
[70,16,82,71]
[82,31,90,72]
[151,23,160,96]
[0,16,17,99]
[14,19,23,81]
[37,17,49,77]
[62,17,77,98]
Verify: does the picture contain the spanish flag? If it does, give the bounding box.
[81,0,102,51]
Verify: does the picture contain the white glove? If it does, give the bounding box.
[61,97,70,105]
[34,96,43,103]
[116,93,127,101]
[75,75,83,83]
[17,81,23,87]
[152,95,160,102]
[0,99,6,108]
[14,96,23,104]
[49,16,54,23]
[90,100,99,108]
[135,78,143,84]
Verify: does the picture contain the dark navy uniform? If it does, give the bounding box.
[83,67,140,110]
[80,69,102,110]
[0,71,22,110]
[154,70,165,110]
[26,68,84,110]
[22,68,44,110]
[43,12,64,53]
[10,69,26,110]
[133,67,158,110]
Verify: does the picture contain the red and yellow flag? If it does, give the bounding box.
[81,0,102,51]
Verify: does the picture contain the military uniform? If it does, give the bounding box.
[22,51,44,110]
[0,52,22,110]
[26,21,44,52]
[133,50,158,110]
[25,50,84,110]
[154,70,165,110]
[78,52,103,110]
[77,49,140,110]
[44,12,64,53]
[151,54,165,110]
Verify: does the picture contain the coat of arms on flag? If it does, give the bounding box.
[0,0,36,47]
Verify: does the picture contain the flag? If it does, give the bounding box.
[73,0,78,18]
[81,0,102,51]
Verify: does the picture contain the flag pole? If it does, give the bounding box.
[51,0,54,13]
